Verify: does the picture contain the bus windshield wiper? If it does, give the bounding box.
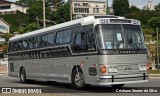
[131,43,139,50]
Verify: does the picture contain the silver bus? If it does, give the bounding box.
[8,16,148,88]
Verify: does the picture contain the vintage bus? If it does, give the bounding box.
[8,15,148,88]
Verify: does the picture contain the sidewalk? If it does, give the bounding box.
[149,74,160,79]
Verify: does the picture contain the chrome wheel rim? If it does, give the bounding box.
[75,72,84,86]
[21,69,25,81]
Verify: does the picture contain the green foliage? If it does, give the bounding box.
[1,33,13,42]
[50,2,70,24]
[128,6,140,13]
[47,0,64,8]
[0,11,29,33]
[27,0,51,22]
[155,3,160,11]
[142,25,155,41]
[16,0,36,7]
[0,33,13,54]
[18,23,40,34]
[148,17,160,29]
[113,0,129,16]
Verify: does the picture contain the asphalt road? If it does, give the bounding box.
[0,74,160,96]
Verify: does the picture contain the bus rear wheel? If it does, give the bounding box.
[72,69,85,89]
[20,67,27,83]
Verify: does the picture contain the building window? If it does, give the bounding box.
[74,3,80,7]
[0,25,5,30]
[74,8,89,13]
[93,8,99,13]
[83,3,88,7]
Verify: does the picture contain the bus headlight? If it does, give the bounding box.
[108,66,118,73]
[139,65,147,71]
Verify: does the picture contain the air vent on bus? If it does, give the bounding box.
[94,16,119,19]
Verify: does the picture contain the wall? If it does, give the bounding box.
[11,3,27,14]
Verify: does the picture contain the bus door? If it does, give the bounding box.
[72,29,87,68]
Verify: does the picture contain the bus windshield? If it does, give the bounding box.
[95,24,146,50]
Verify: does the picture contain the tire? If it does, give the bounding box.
[72,69,85,89]
[20,68,27,83]
[112,84,124,88]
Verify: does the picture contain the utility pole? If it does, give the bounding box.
[157,27,159,71]
[70,0,73,20]
[106,0,110,15]
[43,0,46,28]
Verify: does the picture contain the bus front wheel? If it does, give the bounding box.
[20,67,27,83]
[72,69,85,89]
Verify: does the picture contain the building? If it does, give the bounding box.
[0,18,10,58]
[70,0,106,20]
[0,0,28,15]
[0,18,10,44]
[143,0,155,11]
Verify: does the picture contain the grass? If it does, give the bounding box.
[0,11,29,33]
[148,70,160,74]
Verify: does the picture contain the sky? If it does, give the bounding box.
[8,0,160,9]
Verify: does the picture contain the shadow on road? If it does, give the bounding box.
[6,79,139,93]
[2,76,154,93]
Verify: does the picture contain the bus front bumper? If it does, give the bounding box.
[95,73,148,85]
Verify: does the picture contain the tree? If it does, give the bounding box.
[50,2,70,24]
[112,0,129,16]
[27,1,51,23]
[18,23,40,34]
[155,3,160,11]
[16,0,36,7]
[128,6,140,13]
[142,25,155,41]
[47,0,64,8]
[1,33,13,42]
[0,33,13,53]
[148,17,160,30]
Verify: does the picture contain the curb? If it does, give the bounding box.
[149,74,160,76]
[0,73,8,76]
[149,77,160,79]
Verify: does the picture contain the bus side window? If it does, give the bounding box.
[29,38,34,49]
[41,34,48,47]
[87,32,96,52]
[47,33,54,46]
[13,42,18,51]
[23,39,28,50]
[18,40,23,50]
[9,42,13,52]
[63,29,72,44]
[56,31,63,45]
[33,37,40,48]
[73,32,86,52]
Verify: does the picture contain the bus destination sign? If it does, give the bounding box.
[100,19,132,24]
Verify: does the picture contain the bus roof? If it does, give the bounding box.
[9,15,126,41]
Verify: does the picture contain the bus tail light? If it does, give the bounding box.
[100,66,107,73]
